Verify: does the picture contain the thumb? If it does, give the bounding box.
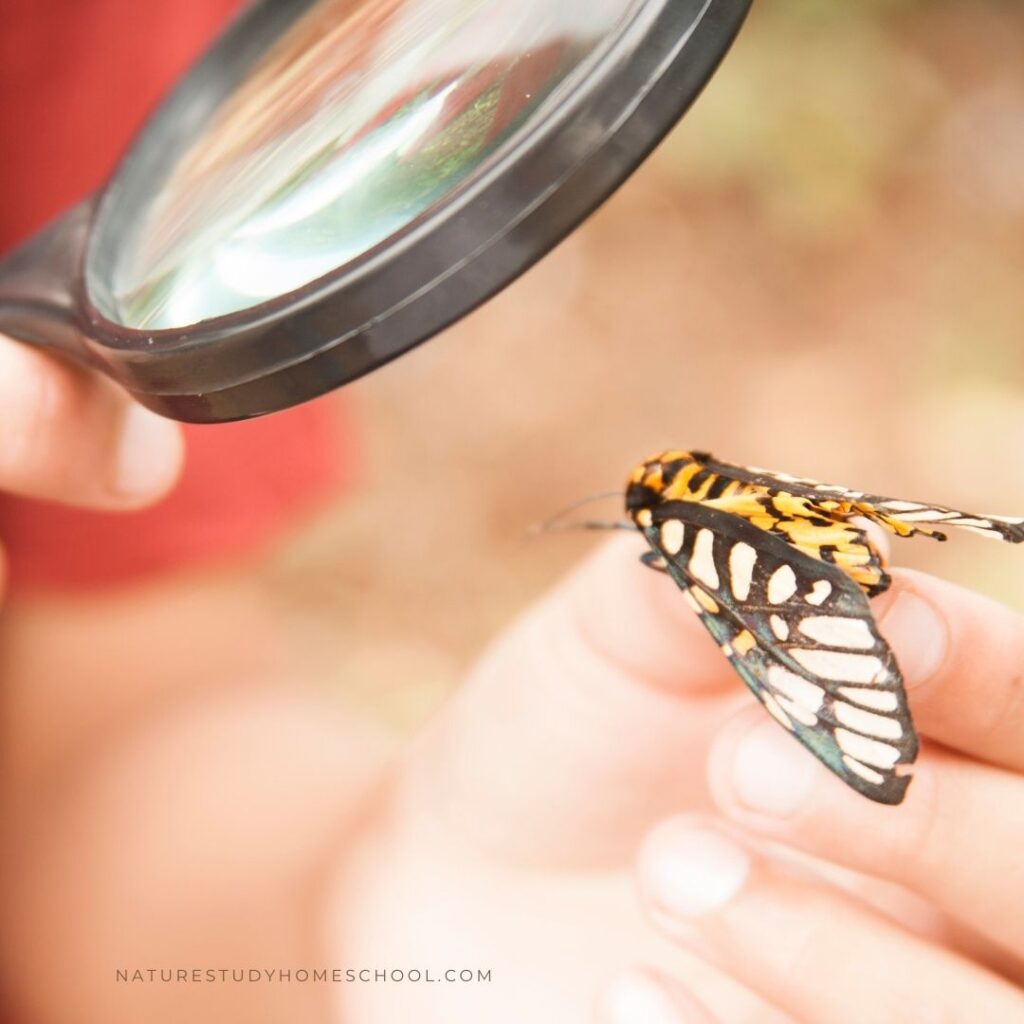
[0,340,183,508]
[402,535,744,869]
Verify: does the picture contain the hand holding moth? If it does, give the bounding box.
[635,565,1024,1023]
[335,535,1024,1023]
[9,532,1023,1023]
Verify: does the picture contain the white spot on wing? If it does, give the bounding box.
[898,509,959,522]
[835,701,903,740]
[798,615,875,650]
[767,564,797,604]
[767,665,825,711]
[777,696,818,727]
[791,648,884,683]
[958,525,1003,540]
[728,542,757,601]
[690,529,720,589]
[835,728,902,768]
[842,754,885,785]
[805,580,832,606]
[660,519,685,555]
[881,501,925,512]
[762,693,794,731]
[770,614,790,641]
[837,686,899,712]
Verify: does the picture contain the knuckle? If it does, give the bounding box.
[983,658,1024,751]
[948,603,1024,757]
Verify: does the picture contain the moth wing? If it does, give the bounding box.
[644,500,918,805]
[704,491,891,597]
[700,454,1024,544]
[851,496,1024,544]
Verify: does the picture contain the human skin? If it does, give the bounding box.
[1,341,1023,1022]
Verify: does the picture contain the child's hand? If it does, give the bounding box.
[635,564,1024,1023]
[0,338,182,510]
[332,535,763,1023]
[336,537,1024,1023]
[8,532,1022,1023]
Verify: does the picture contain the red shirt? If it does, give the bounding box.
[0,1,352,590]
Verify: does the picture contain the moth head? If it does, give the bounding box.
[625,480,660,518]
[626,450,703,515]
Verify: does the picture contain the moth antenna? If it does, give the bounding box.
[529,519,635,537]
[529,490,628,537]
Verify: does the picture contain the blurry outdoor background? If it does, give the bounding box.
[264,0,1024,730]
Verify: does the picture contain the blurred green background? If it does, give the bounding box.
[266,0,1024,728]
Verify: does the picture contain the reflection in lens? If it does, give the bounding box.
[107,0,649,329]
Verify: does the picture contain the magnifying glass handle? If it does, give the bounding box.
[0,201,96,364]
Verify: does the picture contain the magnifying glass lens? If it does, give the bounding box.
[106,0,645,330]
[0,0,746,421]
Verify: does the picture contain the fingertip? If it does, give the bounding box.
[600,968,717,1024]
[875,568,1024,771]
[0,339,185,509]
[637,816,753,923]
[564,536,736,695]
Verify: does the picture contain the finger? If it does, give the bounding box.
[709,705,1024,958]
[873,568,1024,772]
[598,969,719,1024]
[598,967,797,1024]
[0,340,183,507]
[637,817,1024,1024]
[406,534,745,868]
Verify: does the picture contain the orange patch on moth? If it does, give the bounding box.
[733,629,756,655]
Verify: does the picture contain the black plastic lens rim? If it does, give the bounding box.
[77,0,751,423]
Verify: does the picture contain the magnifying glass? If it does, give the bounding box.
[0,0,750,424]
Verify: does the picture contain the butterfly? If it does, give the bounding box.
[625,450,1024,805]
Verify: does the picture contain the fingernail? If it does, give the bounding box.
[641,820,750,919]
[604,970,699,1024]
[729,718,815,819]
[880,591,947,687]
[115,403,182,499]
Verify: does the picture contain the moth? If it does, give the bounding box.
[625,450,1024,805]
